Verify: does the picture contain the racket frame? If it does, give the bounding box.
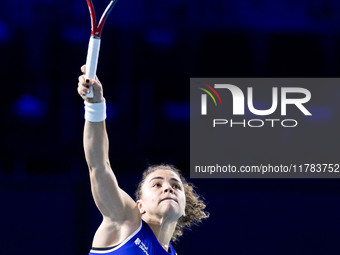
[85,0,117,98]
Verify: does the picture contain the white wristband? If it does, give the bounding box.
[84,98,106,122]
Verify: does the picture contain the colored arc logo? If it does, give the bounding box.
[198,84,222,106]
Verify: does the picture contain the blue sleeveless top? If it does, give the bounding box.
[89,220,177,255]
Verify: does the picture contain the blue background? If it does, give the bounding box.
[1,0,340,254]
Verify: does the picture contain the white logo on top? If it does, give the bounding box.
[134,238,149,255]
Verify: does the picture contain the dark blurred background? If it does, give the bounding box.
[1,0,340,254]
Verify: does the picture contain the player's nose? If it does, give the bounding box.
[163,183,174,193]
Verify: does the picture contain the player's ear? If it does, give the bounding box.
[136,200,146,214]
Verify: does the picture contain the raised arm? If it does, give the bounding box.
[78,66,141,246]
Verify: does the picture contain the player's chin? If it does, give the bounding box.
[160,204,183,219]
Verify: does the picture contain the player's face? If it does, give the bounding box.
[138,169,186,221]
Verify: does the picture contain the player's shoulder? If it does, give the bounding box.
[93,217,142,248]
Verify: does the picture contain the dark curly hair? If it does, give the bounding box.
[135,164,209,242]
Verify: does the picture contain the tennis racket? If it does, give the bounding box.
[85,0,118,98]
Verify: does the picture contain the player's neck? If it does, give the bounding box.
[143,216,176,251]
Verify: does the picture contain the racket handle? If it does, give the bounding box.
[85,36,101,98]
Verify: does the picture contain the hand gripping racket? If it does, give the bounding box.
[85,0,118,98]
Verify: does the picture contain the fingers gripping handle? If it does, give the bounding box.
[85,36,101,98]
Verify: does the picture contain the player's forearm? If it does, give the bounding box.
[84,120,109,170]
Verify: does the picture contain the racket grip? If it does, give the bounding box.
[85,36,101,98]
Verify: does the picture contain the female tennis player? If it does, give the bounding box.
[77,65,209,254]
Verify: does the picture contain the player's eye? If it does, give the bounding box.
[152,183,161,188]
[172,184,181,189]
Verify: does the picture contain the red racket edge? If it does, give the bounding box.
[86,0,97,36]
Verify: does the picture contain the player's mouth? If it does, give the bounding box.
[160,197,178,203]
